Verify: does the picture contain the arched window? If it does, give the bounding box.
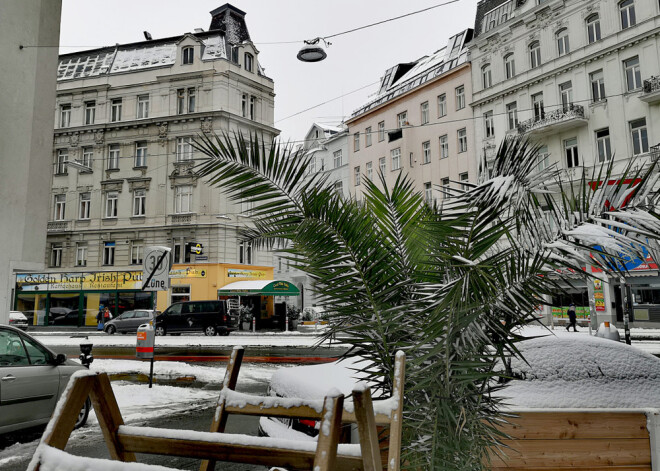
[619,0,636,29]
[556,28,570,56]
[529,41,541,68]
[182,46,194,65]
[481,64,492,89]
[244,52,254,72]
[586,14,601,43]
[504,53,515,79]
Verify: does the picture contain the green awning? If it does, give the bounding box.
[218,280,300,296]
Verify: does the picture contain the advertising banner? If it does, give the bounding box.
[552,306,590,319]
[593,279,606,312]
[16,271,143,292]
[226,268,268,279]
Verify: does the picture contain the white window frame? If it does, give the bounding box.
[244,53,254,72]
[366,161,373,180]
[397,111,408,128]
[105,191,118,218]
[176,137,193,161]
[532,92,544,121]
[82,147,93,168]
[182,46,194,65]
[79,192,91,220]
[460,173,469,191]
[590,70,606,102]
[135,142,147,167]
[484,111,494,138]
[133,189,146,217]
[438,93,447,117]
[51,244,63,268]
[108,144,120,169]
[365,126,372,147]
[439,135,449,159]
[378,121,385,141]
[103,241,115,266]
[619,0,636,29]
[587,14,601,43]
[239,240,253,264]
[379,157,386,175]
[596,128,612,163]
[130,241,143,265]
[420,101,429,124]
[504,54,515,79]
[556,29,570,57]
[391,148,401,171]
[424,182,432,203]
[333,150,342,168]
[506,102,518,130]
[110,98,122,122]
[630,118,649,155]
[422,141,431,164]
[60,104,71,128]
[537,146,550,172]
[458,128,467,153]
[354,132,360,152]
[84,101,96,125]
[76,243,87,267]
[482,65,492,89]
[564,137,579,168]
[529,41,541,69]
[56,149,68,175]
[354,166,361,186]
[54,194,66,221]
[177,89,186,115]
[441,178,450,200]
[137,94,150,119]
[175,185,192,214]
[624,56,641,91]
[559,81,573,111]
[455,86,465,110]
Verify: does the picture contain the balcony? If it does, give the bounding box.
[640,76,660,104]
[170,213,195,224]
[651,144,660,163]
[47,221,70,232]
[517,104,588,135]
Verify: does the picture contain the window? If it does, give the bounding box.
[60,104,71,128]
[460,173,469,191]
[182,46,194,64]
[54,194,66,221]
[76,243,87,267]
[422,141,431,164]
[82,147,93,168]
[175,185,192,213]
[111,98,122,122]
[334,181,343,194]
[424,182,432,203]
[421,101,429,124]
[458,128,467,153]
[504,54,516,79]
[56,149,68,174]
[177,88,196,114]
[397,111,408,128]
[366,161,373,180]
[619,0,636,29]
[391,148,401,170]
[564,138,579,168]
[103,241,115,266]
[590,70,606,102]
[333,150,342,168]
[630,118,649,155]
[84,101,96,125]
[439,135,449,159]
[596,129,612,163]
[230,46,239,64]
[137,95,149,119]
[365,126,372,147]
[484,111,494,138]
[379,157,386,175]
[354,132,360,152]
[189,88,196,113]
[586,14,601,43]
[244,52,254,72]
[133,189,146,216]
[441,178,450,200]
[532,92,544,121]
[378,121,385,141]
[79,192,90,220]
[482,64,492,89]
[624,57,641,91]
[506,102,518,130]
[131,241,143,265]
[556,29,570,56]
[559,81,573,111]
[171,285,191,304]
[176,137,193,161]
[105,191,118,218]
[241,93,248,117]
[354,166,361,186]
[529,41,541,69]
[108,144,120,169]
[51,244,62,268]
[455,86,465,110]
[437,94,447,117]
[537,145,550,172]
[239,240,253,264]
[131,142,146,168]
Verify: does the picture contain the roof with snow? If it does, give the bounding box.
[349,29,473,120]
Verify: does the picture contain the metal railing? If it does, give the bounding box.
[643,76,660,94]
[47,221,69,232]
[651,144,660,163]
[517,104,585,134]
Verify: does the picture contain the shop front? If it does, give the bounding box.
[14,271,153,327]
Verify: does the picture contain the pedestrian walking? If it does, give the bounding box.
[566,303,578,332]
[96,305,105,331]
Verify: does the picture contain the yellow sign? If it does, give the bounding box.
[16,271,143,291]
[226,268,268,279]
[169,267,207,278]
[82,271,142,290]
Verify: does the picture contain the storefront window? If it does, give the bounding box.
[48,293,81,326]
[16,293,47,326]
[118,292,153,315]
[171,286,190,304]
[632,288,660,305]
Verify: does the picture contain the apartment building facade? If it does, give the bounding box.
[346,30,477,205]
[18,5,281,326]
[469,0,660,326]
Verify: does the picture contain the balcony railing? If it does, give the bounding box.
[170,213,193,224]
[47,221,70,232]
[650,144,660,163]
[641,76,660,104]
[517,104,586,134]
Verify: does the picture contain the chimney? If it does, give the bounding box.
[209,4,251,44]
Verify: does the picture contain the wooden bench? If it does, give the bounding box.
[29,347,406,471]
[490,409,659,470]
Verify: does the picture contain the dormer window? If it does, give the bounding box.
[231,46,239,63]
[244,52,254,72]
[182,46,194,65]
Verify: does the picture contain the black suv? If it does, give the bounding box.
[154,300,238,336]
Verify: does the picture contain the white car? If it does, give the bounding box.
[8,311,29,331]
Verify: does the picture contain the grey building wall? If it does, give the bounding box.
[0,0,62,322]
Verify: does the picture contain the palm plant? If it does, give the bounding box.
[195,132,660,470]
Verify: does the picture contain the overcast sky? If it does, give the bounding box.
[60,0,480,143]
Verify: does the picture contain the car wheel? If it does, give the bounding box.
[155,326,166,336]
[74,398,91,429]
[106,325,116,335]
[204,325,217,336]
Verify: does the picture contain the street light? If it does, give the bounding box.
[297,38,328,63]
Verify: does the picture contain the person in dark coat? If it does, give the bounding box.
[566,303,578,332]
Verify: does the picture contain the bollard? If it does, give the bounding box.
[137,322,156,388]
[252,316,256,333]
[285,315,289,332]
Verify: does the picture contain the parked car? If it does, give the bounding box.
[51,310,81,326]
[8,311,29,331]
[0,324,90,434]
[104,310,156,335]
[154,300,238,336]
